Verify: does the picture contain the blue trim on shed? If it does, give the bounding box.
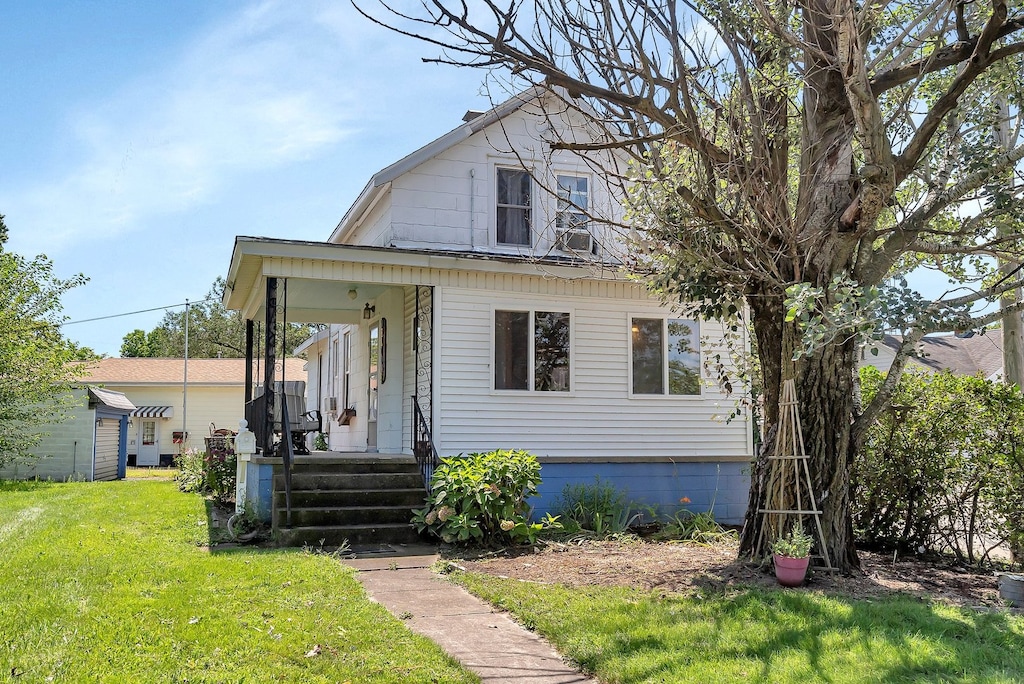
[531,461,750,525]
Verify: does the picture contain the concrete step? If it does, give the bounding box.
[273,459,420,475]
[275,488,426,508]
[274,472,424,491]
[274,505,414,528]
[276,523,423,547]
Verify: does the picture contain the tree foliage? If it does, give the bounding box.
[0,214,90,466]
[120,278,316,359]
[362,0,1024,570]
[857,366,1024,566]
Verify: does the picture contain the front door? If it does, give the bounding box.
[138,420,160,466]
[367,322,379,452]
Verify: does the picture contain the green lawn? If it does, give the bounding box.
[453,571,1024,683]
[0,479,477,683]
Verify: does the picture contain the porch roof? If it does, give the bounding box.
[223,236,629,324]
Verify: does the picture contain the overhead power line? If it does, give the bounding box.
[60,297,218,327]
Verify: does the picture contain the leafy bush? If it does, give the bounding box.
[554,477,641,535]
[412,449,543,545]
[173,448,206,494]
[857,367,1024,565]
[173,442,236,505]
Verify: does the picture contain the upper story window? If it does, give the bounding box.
[496,168,532,246]
[630,317,700,396]
[555,174,596,255]
[495,309,571,391]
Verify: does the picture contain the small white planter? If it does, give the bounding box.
[998,574,1024,607]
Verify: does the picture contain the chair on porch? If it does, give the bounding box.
[252,381,322,455]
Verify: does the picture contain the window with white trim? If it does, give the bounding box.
[496,168,532,246]
[555,174,597,255]
[494,310,571,391]
[630,317,700,395]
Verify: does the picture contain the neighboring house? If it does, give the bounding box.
[82,358,305,466]
[224,89,754,529]
[862,332,1005,381]
[0,386,135,482]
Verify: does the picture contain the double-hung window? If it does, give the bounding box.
[630,317,700,395]
[494,310,571,391]
[496,168,532,246]
[555,174,597,254]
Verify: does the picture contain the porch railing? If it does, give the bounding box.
[243,390,294,527]
[412,398,439,491]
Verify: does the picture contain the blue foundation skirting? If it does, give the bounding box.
[531,460,750,525]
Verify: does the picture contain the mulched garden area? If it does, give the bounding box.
[450,537,1017,609]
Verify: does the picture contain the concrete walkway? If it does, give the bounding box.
[343,547,597,683]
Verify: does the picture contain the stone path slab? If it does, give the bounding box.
[343,549,597,683]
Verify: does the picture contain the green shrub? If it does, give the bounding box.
[857,366,1024,566]
[555,477,641,535]
[173,448,206,494]
[412,449,543,545]
[173,443,236,505]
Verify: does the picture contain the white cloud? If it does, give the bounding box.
[4,0,359,254]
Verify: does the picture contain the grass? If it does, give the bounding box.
[453,571,1024,683]
[125,466,178,479]
[0,479,477,683]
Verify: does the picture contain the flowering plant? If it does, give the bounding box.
[411,449,543,545]
[771,523,814,558]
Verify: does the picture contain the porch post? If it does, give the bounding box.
[263,277,278,455]
[244,319,254,404]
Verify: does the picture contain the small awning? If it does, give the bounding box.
[131,406,174,419]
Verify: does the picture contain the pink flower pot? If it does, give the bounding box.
[773,553,809,587]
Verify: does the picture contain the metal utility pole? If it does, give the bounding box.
[183,299,190,445]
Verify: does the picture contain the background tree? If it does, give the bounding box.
[120,329,154,358]
[120,277,316,359]
[363,0,1024,570]
[0,214,90,466]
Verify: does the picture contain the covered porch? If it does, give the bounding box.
[223,236,440,479]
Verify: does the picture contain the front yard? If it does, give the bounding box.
[0,479,476,683]
[450,540,1024,683]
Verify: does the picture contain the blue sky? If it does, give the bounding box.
[0,1,491,356]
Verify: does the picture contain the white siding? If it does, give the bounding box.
[0,389,96,481]
[436,286,752,461]
[360,98,626,257]
[93,421,120,481]
[103,386,246,458]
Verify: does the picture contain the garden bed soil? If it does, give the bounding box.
[450,538,1017,610]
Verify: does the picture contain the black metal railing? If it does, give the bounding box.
[243,394,268,455]
[279,390,294,528]
[243,389,295,528]
[412,399,439,491]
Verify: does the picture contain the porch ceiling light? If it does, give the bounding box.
[363,303,375,320]
[348,288,358,300]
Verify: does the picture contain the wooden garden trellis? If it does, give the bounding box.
[757,378,835,571]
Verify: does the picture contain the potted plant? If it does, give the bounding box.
[771,523,814,587]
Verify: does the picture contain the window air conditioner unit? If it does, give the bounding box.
[325,396,338,412]
[556,228,596,255]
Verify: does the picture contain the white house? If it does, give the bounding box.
[82,358,304,466]
[224,90,753,530]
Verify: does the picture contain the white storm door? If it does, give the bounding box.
[138,420,160,466]
[367,322,379,451]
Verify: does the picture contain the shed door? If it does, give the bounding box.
[138,420,160,466]
[94,420,120,481]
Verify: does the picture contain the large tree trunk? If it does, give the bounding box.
[739,293,861,572]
